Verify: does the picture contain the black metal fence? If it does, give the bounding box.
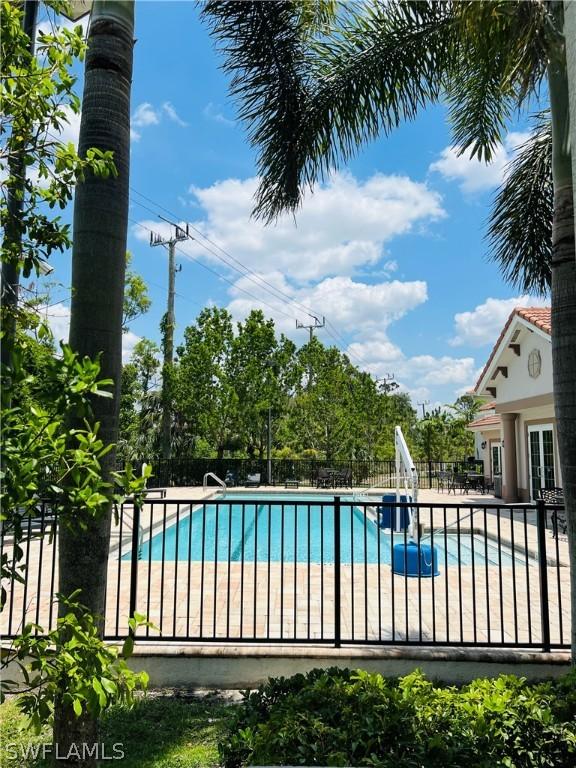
[145,457,484,490]
[1,497,569,650]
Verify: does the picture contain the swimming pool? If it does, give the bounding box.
[133,493,530,568]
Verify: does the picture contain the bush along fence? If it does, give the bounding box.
[140,457,484,489]
[1,497,568,650]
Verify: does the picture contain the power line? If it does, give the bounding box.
[130,187,320,318]
[128,189,365,363]
[128,192,375,367]
[129,217,298,324]
[130,191,319,318]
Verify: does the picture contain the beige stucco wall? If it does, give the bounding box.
[472,428,501,478]
[515,405,560,500]
[495,331,553,404]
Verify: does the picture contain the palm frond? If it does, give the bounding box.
[446,0,549,161]
[255,1,457,219]
[203,1,457,221]
[201,0,311,220]
[486,112,552,296]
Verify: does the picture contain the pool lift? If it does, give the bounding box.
[392,426,439,577]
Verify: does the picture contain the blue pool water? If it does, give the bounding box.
[132,493,526,567]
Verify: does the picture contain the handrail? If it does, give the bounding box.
[203,472,226,495]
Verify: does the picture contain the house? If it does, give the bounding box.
[468,307,558,503]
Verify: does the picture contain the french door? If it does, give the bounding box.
[528,424,555,500]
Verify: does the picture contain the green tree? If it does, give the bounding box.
[448,394,483,425]
[177,307,238,458]
[132,338,161,395]
[205,0,576,659]
[229,310,297,458]
[117,339,160,461]
[0,0,113,371]
[123,252,151,332]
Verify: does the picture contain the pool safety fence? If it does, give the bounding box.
[1,498,569,651]
[141,457,484,490]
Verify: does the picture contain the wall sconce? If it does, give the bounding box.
[481,441,487,450]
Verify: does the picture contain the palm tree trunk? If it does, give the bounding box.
[54,1,135,763]
[547,11,576,662]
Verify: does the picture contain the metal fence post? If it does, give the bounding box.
[128,501,140,635]
[535,498,551,652]
[334,495,341,648]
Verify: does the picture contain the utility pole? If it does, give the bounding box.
[376,373,395,392]
[296,314,325,343]
[418,400,430,419]
[150,219,191,459]
[296,314,325,390]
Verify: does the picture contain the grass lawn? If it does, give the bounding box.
[0,693,235,767]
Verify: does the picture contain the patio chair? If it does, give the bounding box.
[333,468,352,487]
[245,473,261,487]
[536,487,567,538]
[436,470,452,493]
[316,468,334,489]
[448,473,470,494]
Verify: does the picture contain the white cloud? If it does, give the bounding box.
[146,172,444,283]
[202,102,236,127]
[132,102,161,128]
[225,275,427,342]
[131,102,160,139]
[43,302,140,362]
[450,295,549,347]
[162,101,188,127]
[57,105,81,147]
[121,330,141,362]
[429,132,532,193]
[132,170,455,403]
[131,101,188,141]
[346,332,478,405]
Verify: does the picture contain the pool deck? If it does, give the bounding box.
[2,485,570,678]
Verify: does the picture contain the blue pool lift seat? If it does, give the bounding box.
[377,494,412,531]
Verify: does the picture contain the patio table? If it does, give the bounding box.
[466,472,486,493]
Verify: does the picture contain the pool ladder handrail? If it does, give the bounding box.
[203,472,226,496]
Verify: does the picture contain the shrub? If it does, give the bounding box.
[219,668,576,767]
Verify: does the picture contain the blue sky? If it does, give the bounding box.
[38,1,549,411]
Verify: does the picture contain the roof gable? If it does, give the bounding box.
[474,307,551,395]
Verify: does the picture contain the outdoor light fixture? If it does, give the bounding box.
[37,259,54,276]
[61,0,93,22]
[481,441,487,450]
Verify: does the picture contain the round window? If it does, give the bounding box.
[528,349,541,378]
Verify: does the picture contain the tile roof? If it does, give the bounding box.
[474,307,551,393]
[468,414,501,429]
[516,307,551,335]
[478,400,496,411]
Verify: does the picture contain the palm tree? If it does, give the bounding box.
[203,0,576,657]
[54,0,135,758]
